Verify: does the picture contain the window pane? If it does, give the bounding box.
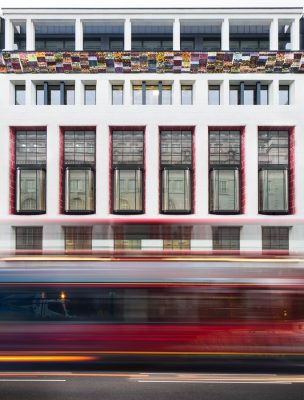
[114,240,141,250]
[181,85,193,105]
[15,85,25,105]
[259,169,289,213]
[161,130,192,166]
[279,86,289,105]
[260,86,268,105]
[258,130,289,165]
[112,131,144,165]
[146,85,159,105]
[162,169,191,212]
[84,85,96,105]
[36,85,44,105]
[229,86,239,105]
[112,85,123,105]
[132,85,142,105]
[65,227,92,251]
[208,85,220,105]
[65,169,95,213]
[209,169,240,213]
[213,227,240,250]
[262,227,289,250]
[15,227,43,251]
[244,86,255,105]
[16,131,47,165]
[49,86,60,105]
[113,169,143,212]
[163,240,190,250]
[162,85,172,105]
[209,130,240,166]
[65,86,75,105]
[16,169,46,213]
[64,130,96,165]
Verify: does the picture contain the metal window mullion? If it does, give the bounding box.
[158,81,162,105]
[60,81,65,105]
[142,81,146,105]
[240,81,244,105]
[43,81,48,105]
[256,81,261,105]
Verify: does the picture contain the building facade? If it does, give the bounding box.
[0,5,304,255]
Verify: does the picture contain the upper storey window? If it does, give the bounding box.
[132,21,173,51]
[83,21,124,51]
[230,82,268,105]
[229,22,270,51]
[36,82,75,105]
[133,82,172,105]
[279,21,291,50]
[180,21,221,51]
[13,21,26,50]
[35,21,75,51]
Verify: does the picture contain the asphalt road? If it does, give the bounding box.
[1,371,304,400]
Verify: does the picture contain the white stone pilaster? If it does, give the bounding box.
[221,18,229,51]
[270,18,279,51]
[26,18,35,51]
[75,18,83,51]
[244,124,258,216]
[145,124,159,216]
[4,18,14,50]
[173,18,180,51]
[96,122,109,216]
[124,18,132,51]
[195,123,209,216]
[46,123,60,216]
[291,18,300,51]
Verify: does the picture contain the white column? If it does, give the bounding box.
[26,18,35,51]
[96,122,109,216]
[195,122,209,216]
[75,18,83,51]
[124,79,131,106]
[221,18,229,51]
[46,123,60,217]
[145,124,159,216]
[222,78,230,105]
[173,18,180,51]
[124,18,132,51]
[270,18,279,51]
[74,79,82,105]
[4,18,14,50]
[244,123,258,216]
[172,79,180,105]
[291,18,300,51]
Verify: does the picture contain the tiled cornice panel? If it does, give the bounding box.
[1,51,304,74]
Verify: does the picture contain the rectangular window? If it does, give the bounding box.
[208,85,220,105]
[64,226,92,251]
[181,85,193,105]
[36,83,75,105]
[160,130,193,214]
[209,130,241,214]
[64,130,96,214]
[262,227,289,250]
[163,240,191,250]
[15,227,43,251]
[258,130,289,214]
[132,82,172,105]
[212,227,240,250]
[112,85,123,105]
[229,82,268,105]
[15,130,47,214]
[279,85,289,105]
[84,85,96,105]
[15,85,25,105]
[112,130,144,214]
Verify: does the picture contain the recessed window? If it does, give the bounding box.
[112,130,144,214]
[258,130,289,214]
[279,85,289,105]
[15,227,43,252]
[15,85,26,105]
[208,85,220,105]
[181,85,193,105]
[212,227,240,250]
[63,130,96,214]
[160,130,193,214]
[133,82,172,105]
[84,85,96,105]
[230,82,268,105]
[262,227,289,250]
[209,130,241,214]
[114,240,141,250]
[36,82,75,105]
[112,85,123,105]
[15,130,47,215]
[64,226,92,251]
